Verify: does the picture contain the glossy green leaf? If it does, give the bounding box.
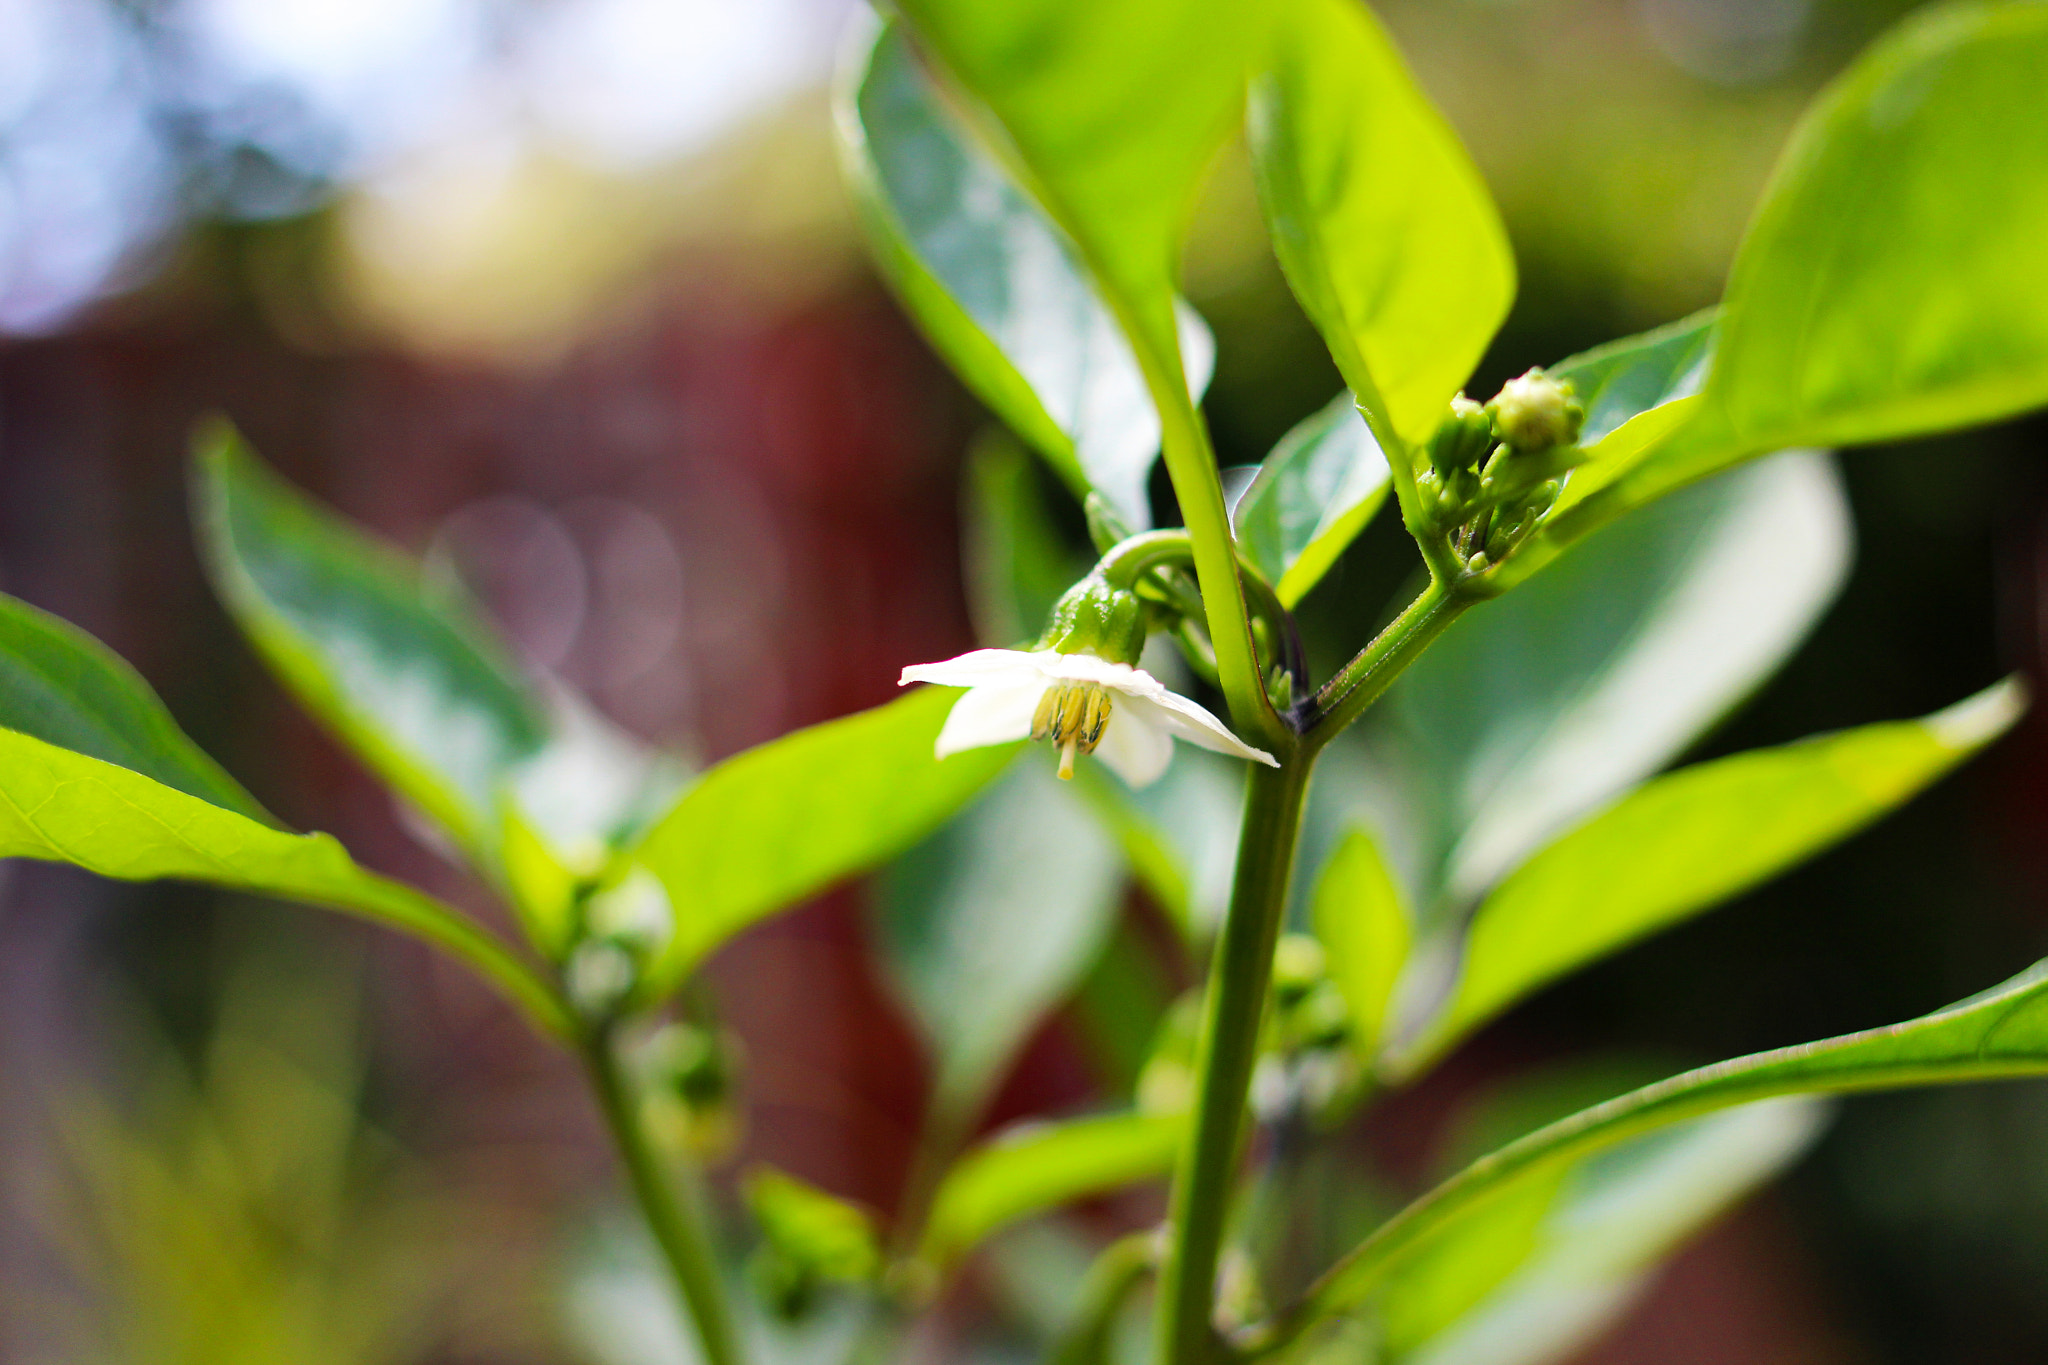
[1381,1098,1824,1364]
[1249,0,1513,446]
[744,1168,881,1286]
[635,686,1013,993]
[842,22,1215,529]
[962,432,1089,649]
[919,1111,1183,1272]
[1606,4,2048,510]
[0,591,268,822]
[1403,679,2024,1071]
[1232,393,1393,607]
[1363,451,1851,916]
[0,725,569,1038]
[892,0,1272,373]
[876,761,1125,1125]
[1271,949,2048,1346]
[1311,826,1411,1061]
[194,427,548,866]
[1550,310,1715,452]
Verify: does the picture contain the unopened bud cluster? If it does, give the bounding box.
[1416,368,1586,575]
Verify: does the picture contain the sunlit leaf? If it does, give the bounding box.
[1249,0,1512,446]
[635,687,1013,994]
[892,0,1273,374]
[1402,679,2024,1071]
[1361,451,1851,916]
[194,426,548,865]
[1233,393,1393,608]
[919,1110,1182,1272]
[842,20,1216,528]
[1311,826,1411,1061]
[0,725,568,1038]
[1380,1098,1824,1365]
[875,761,1125,1126]
[1278,949,2048,1343]
[1603,5,2048,511]
[0,590,267,822]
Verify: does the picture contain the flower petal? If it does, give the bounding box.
[1092,708,1176,788]
[934,683,1044,758]
[901,648,1051,690]
[1123,692,1281,767]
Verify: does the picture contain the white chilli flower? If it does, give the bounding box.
[900,648,1280,789]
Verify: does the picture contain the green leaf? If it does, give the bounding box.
[1608,4,2048,509]
[0,591,268,822]
[1232,393,1393,608]
[194,425,549,867]
[1362,451,1851,916]
[1403,679,2024,1072]
[635,686,1013,994]
[962,432,1089,649]
[744,1168,881,1286]
[1248,0,1513,446]
[1380,1098,1824,1364]
[841,21,1215,528]
[875,761,1125,1126]
[1311,826,1411,1061]
[1550,310,1715,452]
[0,725,569,1038]
[919,1110,1183,1272]
[892,0,1273,374]
[1079,747,1243,945]
[1270,948,2048,1347]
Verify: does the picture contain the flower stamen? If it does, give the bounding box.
[1032,680,1114,779]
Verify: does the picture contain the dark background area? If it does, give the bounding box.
[1,0,2044,1361]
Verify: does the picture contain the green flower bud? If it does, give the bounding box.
[1037,570,1150,664]
[1487,369,1584,452]
[640,1022,743,1159]
[1426,395,1497,477]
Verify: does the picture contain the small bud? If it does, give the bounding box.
[1426,395,1497,477]
[1487,369,1584,453]
[640,1022,744,1158]
[1038,571,1150,664]
[1271,933,1327,1008]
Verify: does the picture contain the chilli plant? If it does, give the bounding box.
[5,1,2048,1363]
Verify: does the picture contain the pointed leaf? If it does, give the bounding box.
[0,591,268,822]
[919,1111,1183,1272]
[1311,826,1412,1061]
[892,0,1273,373]
[0,725,568,1037]
[1550,310,1716,451]
[1402,678,2025,1074]
[875,761,1125,1126]
[1249,0,1513,446]
[1367,451,1851,914]
[1381,1099,1824,1365]
[194,427,549,866]
[635,687,1013,994]
[1274,950,2048,1346]
[1605,4,2048,512]
[842,21,1215,528]
[1232,393,1393,607]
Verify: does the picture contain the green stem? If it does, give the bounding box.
[1300,577,1471,751]
[582,1025,747,1365]
[1155,754,1315,1365]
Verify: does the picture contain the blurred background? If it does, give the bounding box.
[1,0,2044,1361]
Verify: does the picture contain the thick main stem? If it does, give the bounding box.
[1155,755,1315,1365]
[582,1027,746,1365]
